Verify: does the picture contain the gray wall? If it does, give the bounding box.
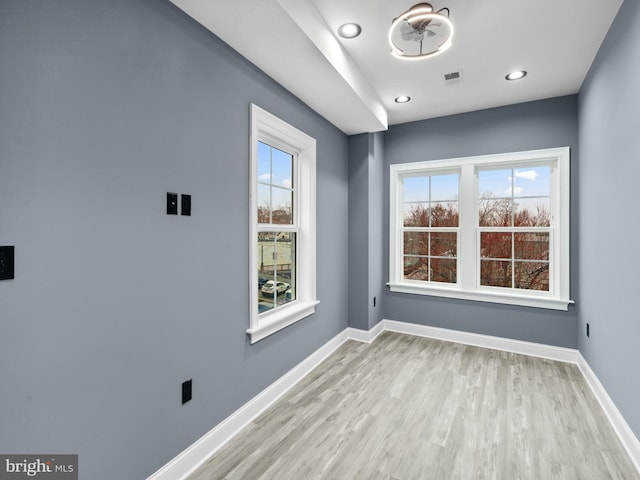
[578,0,640,438]
[0,1,349,479]
[382,96,579,348]
[368,132,385,330]
[348,134,370,330]
[348,133,384,330]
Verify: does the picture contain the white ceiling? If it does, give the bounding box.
[170,0,623,135]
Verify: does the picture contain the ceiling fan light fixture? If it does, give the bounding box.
[506,70,527,81]
[338,23,362,39]
[395,95,411,104]
[388,3,454,60]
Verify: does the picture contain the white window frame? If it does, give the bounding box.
[248,104,318,343]
[389,147,572,311]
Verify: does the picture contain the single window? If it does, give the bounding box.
[249,105,318,343]
[402,173,459,284]
[389,148,571,310]
[478,166,551,292]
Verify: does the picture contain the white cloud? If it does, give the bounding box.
[281,178,292,189]
[258,173,271,183]
[515,170,538,181]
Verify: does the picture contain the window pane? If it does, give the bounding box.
[404,256,429,281]
[403,176,429,202]
[258,232,277,312]
[479,169,512,199]
[258,232,276,272]
[258,232,296,313]
[514,233,549,261]
[258,272,275,313]
[274,232,295,307]
[258,142,295,226]
[430,258,457,283]
[430,174,459,201]
[257,141,271,183]
[514,261,549,291]
[430,202,459,227]
[514,198,551,227]
[404,203,429,227]
[513,166,550,197]
[481,260,512,288]
[430,232,457,257]
[479,199,513,227]
[404,232,429,255]
[257,184,271,223]
[271,187,293,224]
[271,147,293,188]
[480,232,512,259]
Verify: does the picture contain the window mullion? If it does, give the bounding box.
[269,146,273,224]
[459,164,476,290]
[258,224,298,232]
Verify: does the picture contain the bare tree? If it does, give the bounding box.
[403,197,550,290]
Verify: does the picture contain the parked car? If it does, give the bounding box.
[261,280,290,297]
[258,275,269,289]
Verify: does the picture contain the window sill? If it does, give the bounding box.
[247,300,320,344]
[388,282,573,311]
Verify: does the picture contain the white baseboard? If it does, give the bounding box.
[149,320,640,479]
[381,319,580,363]
[147,330,349,480]
[345,320,384,344]
[576,353,640,473]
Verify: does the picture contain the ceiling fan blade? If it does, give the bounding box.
[425,29,436,37]
[400,20,415,34]
[401,30,418,41]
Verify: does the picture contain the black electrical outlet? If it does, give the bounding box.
[167,193,178,215]
[181,194,191,216]
[182,379,192,404]
[586,323,590,338]
[0,246,15,280]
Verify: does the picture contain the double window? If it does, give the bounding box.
[389,147,571,310]
[249,105,318,343]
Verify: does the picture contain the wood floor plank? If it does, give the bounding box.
[189,331,639,480]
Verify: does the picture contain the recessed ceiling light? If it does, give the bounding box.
[395,95,411,104]
[506,70,527,81]
[338,23,362,39]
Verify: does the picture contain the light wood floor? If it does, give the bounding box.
[190,331,639,480]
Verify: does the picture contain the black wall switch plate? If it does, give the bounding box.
[0,246,15,280]
[167,193,178,215]
[181,194,191,216]
[182,379,192,404]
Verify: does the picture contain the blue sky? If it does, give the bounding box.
[403,174,458,203]
[403,166,550,204]
[258,142,293,189]
[478,166,550,198]
[258,141,293,211]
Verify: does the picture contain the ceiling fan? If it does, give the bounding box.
[389,3,454,60]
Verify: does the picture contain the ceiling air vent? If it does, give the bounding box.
[443,70,463,85]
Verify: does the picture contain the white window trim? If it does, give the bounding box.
[248,104,318,343]
[389,147,572,311]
